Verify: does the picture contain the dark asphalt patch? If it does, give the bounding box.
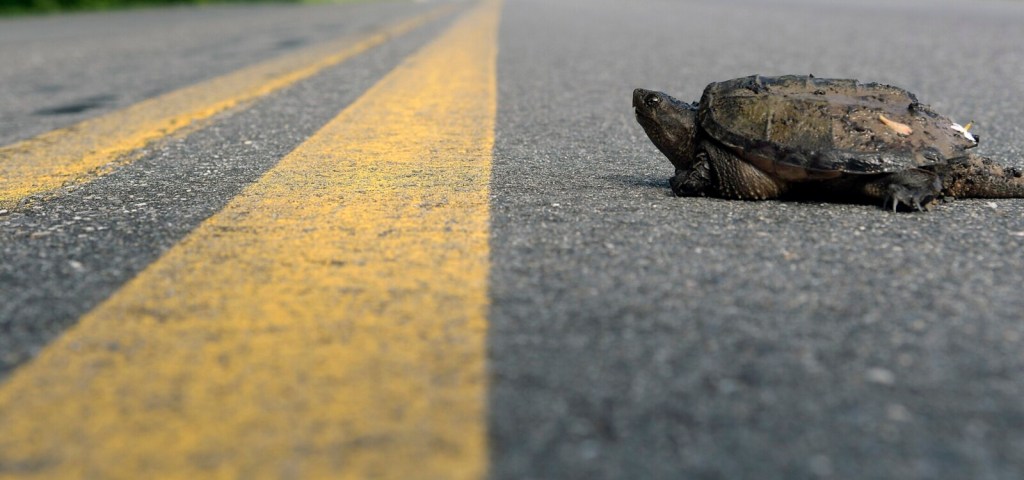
[33,94,117,116]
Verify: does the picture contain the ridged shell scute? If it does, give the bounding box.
[699,75,977,175]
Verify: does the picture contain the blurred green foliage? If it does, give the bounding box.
[0,0,303,14]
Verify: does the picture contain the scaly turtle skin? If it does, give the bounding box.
[633,74,1024,210]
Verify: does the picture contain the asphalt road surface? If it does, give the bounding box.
[2,0,1024,478]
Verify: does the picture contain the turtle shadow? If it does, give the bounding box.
[603,174,668,190]
[602,175,909,209]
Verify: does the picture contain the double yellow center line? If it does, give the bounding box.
[0,3,455,209]
[0,1,500,478]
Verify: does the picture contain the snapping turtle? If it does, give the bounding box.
[633,75,1024,210]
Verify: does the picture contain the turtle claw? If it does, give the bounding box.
[873,169,942,212]
[883,183,936,212]
[669,158,713,197]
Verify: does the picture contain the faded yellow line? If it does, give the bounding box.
[0,3,456,210]
[0,1,498,478]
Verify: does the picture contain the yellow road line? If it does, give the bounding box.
[0,1,499,478]
[0,3,456,210]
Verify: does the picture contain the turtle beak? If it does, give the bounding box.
[632,88,649,110]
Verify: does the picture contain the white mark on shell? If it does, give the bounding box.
[951,122,978,143]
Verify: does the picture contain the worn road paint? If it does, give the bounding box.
[0,3,455,210]
[0,0,499,478]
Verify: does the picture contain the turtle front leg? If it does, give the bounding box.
[669,152,713,197]
[863,168,942,211]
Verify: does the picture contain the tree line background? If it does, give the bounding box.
[1,0,301,13]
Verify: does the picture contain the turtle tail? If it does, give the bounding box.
[935,154,1024,199]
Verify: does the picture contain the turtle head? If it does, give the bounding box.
[633,88,698,170]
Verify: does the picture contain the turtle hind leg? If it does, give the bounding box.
[863,169,942,211]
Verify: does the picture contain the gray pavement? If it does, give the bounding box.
[2,0,1024,478]
[488,0,1024,478]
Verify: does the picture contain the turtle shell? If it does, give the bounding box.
[698,75,977,178]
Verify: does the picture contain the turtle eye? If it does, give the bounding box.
[644,94,661,108]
